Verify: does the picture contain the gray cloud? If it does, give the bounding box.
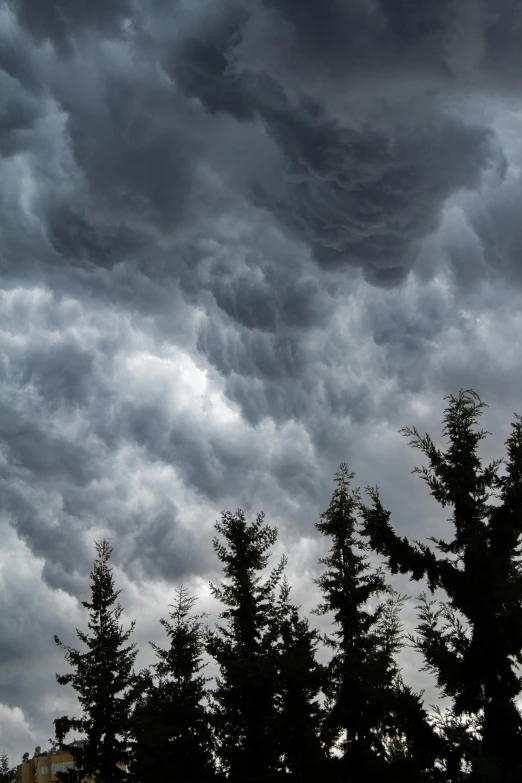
[466,174,522,286]
[14,0,132,53]
[254,96,497,284]
[1,0,520,561]
[0,70,42,157]
[170,8,255,122]
[254,0,453,81]
[2,0,512,294]
[165,5,503,282]
[243,0,522,93]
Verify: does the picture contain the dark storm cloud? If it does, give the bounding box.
[14,0,132,53]
[180,232,331,333]
[465,174,522,286]
[260,0,452,76]
[254,96,495,284]
[0,71,41,157]
[248,0,522,90]
[158,1,503,284]
[61,86,198,233]
[1,477,91,594]
[0,0,520,565]
[170,8,255,122]
[2,0,511,295]
[128,503,214,583]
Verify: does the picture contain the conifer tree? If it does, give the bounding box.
[206,509,286,782]
[0,752,15,783]
[53,539,143,783]
[315,464,440,782]
[131,586,216,782]
[273,578,328,781]
[360,390,522,782]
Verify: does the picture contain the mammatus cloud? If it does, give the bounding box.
[14,0,133,53]
[1,0,522,763]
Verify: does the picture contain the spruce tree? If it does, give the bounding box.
[273,578,328,781]
[360,390,522,782]
[315,464,440,782]
[206,509,286,782]
[131,586,215,782]
[0,752,15,783]
[54,539,143,783]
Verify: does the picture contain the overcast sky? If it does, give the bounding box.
[1,0,522,763]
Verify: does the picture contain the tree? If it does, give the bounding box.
[360,390,522,782]
[315,464,440,782]
[426,704,481,781]
[0,753,15,783]
[273,577,328,781]
[54,539,143,783]
[131,586,216,782]
[206,509,286,782]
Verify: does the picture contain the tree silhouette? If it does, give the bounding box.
[0,753,15,783]
[131,585,216,781]
[273,577,328,781]
[54,539,143,783]
[315,464,440,782]
[206,509,286,782]
[361,390,522,782]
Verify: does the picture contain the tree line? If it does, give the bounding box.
[19,390,521,782]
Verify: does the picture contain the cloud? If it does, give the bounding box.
[466,175,522,286]
[254,96,497,284]
[243,0,522,93]
[14,0,132,54]
[1,0,511,298]
[166,4,504,283]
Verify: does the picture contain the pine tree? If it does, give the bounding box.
[367,599,445,783]
[131,586,216,782]
[0,752,15,783]
[360,390,522,782]
[206,509,286,782]
[427,703,480,780]
[315,464,440,782]
[273,577,328,781]
[53,539,143,783]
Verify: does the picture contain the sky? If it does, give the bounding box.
[1,0,522,763]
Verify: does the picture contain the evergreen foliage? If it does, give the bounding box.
[273,577,327,781]
[315,464,441,782]
[360,390,522,781]
[206,510,286,782]
[131,585,216,782]
[54,539,143,783]
[0,753,15,783]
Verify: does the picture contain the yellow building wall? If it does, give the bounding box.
[16,750,124,783]
[16,752,76,783]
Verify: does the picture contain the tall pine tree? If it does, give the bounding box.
[54,539,143,783]
[273,577,328,781]
[131,586,216,782]
[315,464,440,782]
[206,509,285,782]
[360,390,522,782]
